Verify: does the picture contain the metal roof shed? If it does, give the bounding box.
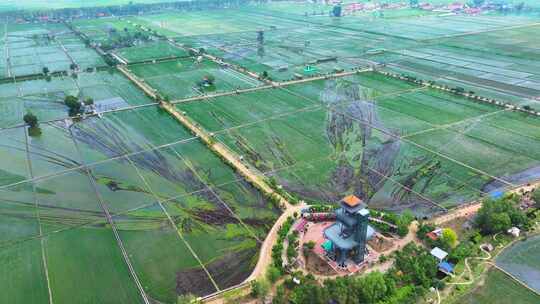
[430,247,448,261]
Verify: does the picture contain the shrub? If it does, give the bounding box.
[266,266,281,283]
[440,228,458,249]
[83,97,94,106]
[64,95,82,116]
[304,241,315,250]
[250,279,269,299]
[23,112,38,128]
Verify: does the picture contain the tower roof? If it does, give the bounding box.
[342,195,362,207]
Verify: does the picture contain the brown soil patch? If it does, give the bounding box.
[305,250,336,276]
[368,235,394,253]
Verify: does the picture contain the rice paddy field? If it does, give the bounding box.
[2,22,105,77]
[0,69,153,128]
[114,41,189,64]
[496,235,540,293]
[455,268,540,304]
[0,0,173,12]
[0,105,278,303]
[128,58,262,100]
[1,1,540,303]
[175,71,540,214]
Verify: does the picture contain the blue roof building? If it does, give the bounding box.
[438,261,455,275]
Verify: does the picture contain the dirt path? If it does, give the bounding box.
[117,65,158,100]
[430,180,540,226]
[246,204,306,282]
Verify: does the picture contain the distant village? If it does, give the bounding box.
[4,0,536,23]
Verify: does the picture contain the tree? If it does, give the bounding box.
[332,4,342,17]
[289,280,329,304]
[476,198,528,234]
[409,0,419,7]
[266,266,281,283]
[64,95,82,116]
[83,97,94,106]
[490,213,511,233]
[441,228,458,249]
[396,210,414,237]
[393,243,438,288]
[359,272,389,303]
[449,242,474,263]
[42,66,50,75]
[23,112,39,128]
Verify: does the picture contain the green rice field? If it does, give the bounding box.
[0,105,278,303]
[1,1,540,303]
[496,235,540,293]
[2,22,105,77]
[176,72,540,214]
[0,69,153,128]
[455,269,540,304]
[115,41,189,63]
[129,58,262,100]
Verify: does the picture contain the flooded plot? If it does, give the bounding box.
[34,170,104,234]
[0,240,49,304]
[375,24,540,103]
[89,156,157,213]
[0,69,154,129]
[176,26,412,80]
[129,58,262,100]
[44,224,144,304]
[75,69,155,107]
[407,120,540,185]
[129,10,307,37]
[71,106,193,163]
[4,22,104,77]
[162,189,267,291]
[0,127,30,186]
[176,86,318,132]
[496,235,540,293]
[27,122,81,178]
[115,40,189,63]
[178,74,537,215]
[0,182,39,244]
[113,203,217,301]
[0,76,76,128]
[71,17,142,44]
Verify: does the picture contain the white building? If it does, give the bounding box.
[430,247,448,262]
[507,227,520,238]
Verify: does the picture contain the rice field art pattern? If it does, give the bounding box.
[178,72,540,216]
[0,106,279,303]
